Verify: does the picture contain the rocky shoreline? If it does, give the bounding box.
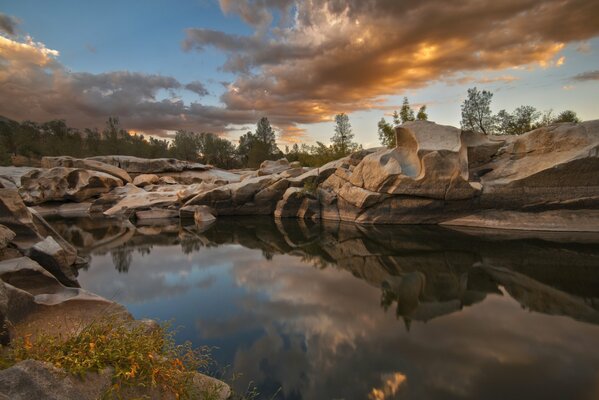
[2,120,597,231]
[0,119,598,398]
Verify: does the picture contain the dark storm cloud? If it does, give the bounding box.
[571,70,599,81]
[185,80,210,96]
[0,13,19,36]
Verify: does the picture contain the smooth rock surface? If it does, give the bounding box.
[19,167,123,205]
[132,173,160,187]
[87,155,208,174]
[41,156,132,183]
[441,209,599,232]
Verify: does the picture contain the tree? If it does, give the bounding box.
[554,110,581,123]
[378,118,396,148]
[392,110,401,127]
[461,87,494,135]
[331,113,357,156]
[170,130,200,161]
[399,97,415,123]
[255,117,278,155]
[416,105,428,121]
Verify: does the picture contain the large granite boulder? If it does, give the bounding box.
[0,166,37,188]
[0,257,130,340]
[41,156,132,183]
[86,155,208,174]
[350,121,479,200]
[156,169,242,185]
[0,189,81,284]
[258,158,291,176]
[275,187,320,219]
[28,236,78,287]
[103,189,179,217]
[18,167,123,205]
[0,360,112,400]
[185,174,289,215]
[479,120,599,208]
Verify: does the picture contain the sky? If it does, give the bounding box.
[1,0,599,148]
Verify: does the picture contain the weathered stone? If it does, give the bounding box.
[158,175,178,185]
[103,190,179,217]
[28,236,78,287]
[0,189,78,257]
[86,155,208,174]
[41,156,132,183]
[349,121,479,200]
[176,182,222,203]
[0,360,112,400]
[441,209,599,232]
[156,169,241,185]
[275,187,320,219]
[193,206,217,225]
[0,176,16,189]
[132,173,160,187]
[258,158,291,176]
[18,167,123,205]
[0,257,130,339]
[0,166,37,187]
[135,208,179,220]
[31,202,92,218]
[479,120,599,208]
[0,225,15,250]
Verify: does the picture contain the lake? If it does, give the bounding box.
[49,216,599,400]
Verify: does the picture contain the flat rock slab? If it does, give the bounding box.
[440,209,599,232]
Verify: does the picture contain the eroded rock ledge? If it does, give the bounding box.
[2,119,599,231]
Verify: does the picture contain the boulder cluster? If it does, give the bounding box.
[2,120,598,231]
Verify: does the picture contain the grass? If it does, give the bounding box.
[1,318,212,399]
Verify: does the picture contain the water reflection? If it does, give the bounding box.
[50,216,599,399]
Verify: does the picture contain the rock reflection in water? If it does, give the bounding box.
[50,216,599,399]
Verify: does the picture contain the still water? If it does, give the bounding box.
[50,216,599,400]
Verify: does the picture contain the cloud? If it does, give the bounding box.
[0,13,19,36]
[0,35,243,137]
[3,1,599,143]
[182,0,599,140]
[571,70,599,81]
[185,80,210,96]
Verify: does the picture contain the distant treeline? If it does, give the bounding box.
[0,87,584,168]
[0,115,358,169]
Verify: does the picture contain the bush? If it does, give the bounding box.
[1,318,211,399]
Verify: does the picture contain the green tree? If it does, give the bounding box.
[399,97,415,123]
[254,117,278,155]
[331,113,357,156]
[461,87,494,135]
[416,105,428,121]
[170,130,200,161]
[378,118,396,148]
[554,110,581,123]
[392,110,401,127]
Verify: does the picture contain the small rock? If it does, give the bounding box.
[132,174,160,187]
[28,236,79,287]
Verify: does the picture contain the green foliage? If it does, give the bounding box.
[237,118,282,168]
[2,319,212,399]
[170,130,201,161]
[416,105,428,121]
[392,110,401,127]
[494,105,541,135]
[554,110,581,123]
[377,118,396,148]
[399,97,415,123]
[461,87,495,135]
[331,113,358,157]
